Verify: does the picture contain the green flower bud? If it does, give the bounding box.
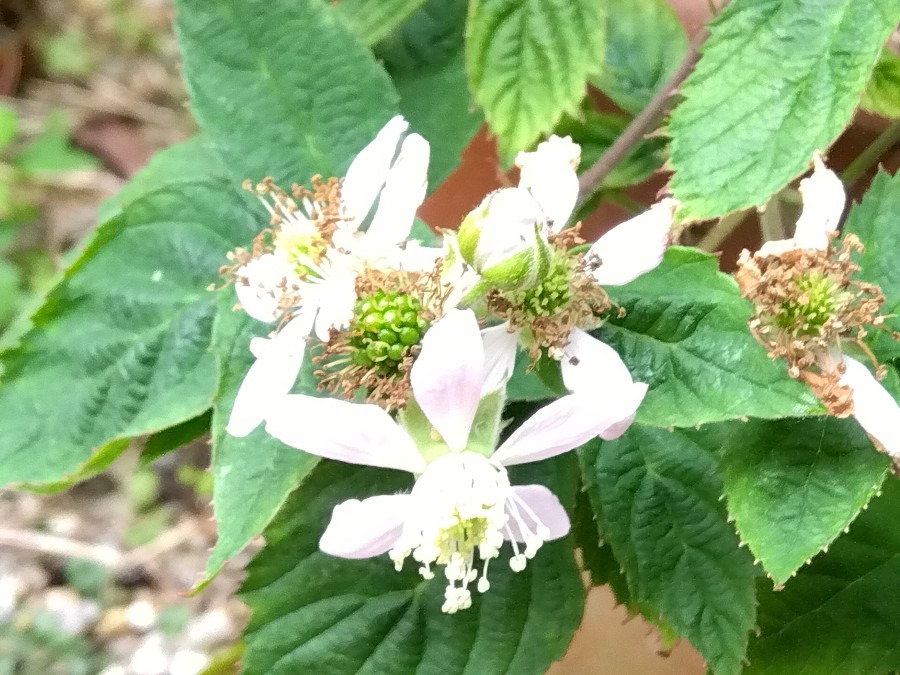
[456,188,553,292]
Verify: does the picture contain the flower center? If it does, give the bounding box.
[775,271,837,336]
[506,251,573,318]
[389,452,550,614]
[348,290,430,376]
[274,227,329,278]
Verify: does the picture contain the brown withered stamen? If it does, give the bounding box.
[736,232,889,417]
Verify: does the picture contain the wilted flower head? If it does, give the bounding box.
[736,151,900,467]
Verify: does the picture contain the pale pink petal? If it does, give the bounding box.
[840,356,900,461]
[481,323,520,395]
[504,485,570,542]
[560,328,633,395]
[588,198,677,286]
[319,494,411,559]
[309,258,358,341]
[793,151,845,250]
[516,136,580,232]
[341,115,408,224]
[264,395,426,473]
[366,133,430,245]
[492,387,646,466]
[410,308,484,451]
[596,382,648,441]
[226,313,314,437]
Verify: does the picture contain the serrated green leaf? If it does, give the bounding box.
[466,0,605,160]
[332,0,424,46]
[745,477,900,674]
[579,427,757,675]
[377,0,483,190]
[241,456,583,675]
[843,169,900,361]
[592,247,821,427]
[668,0,900,219]
[141,410,212,466]
[0,178,257,487]
[862,48,900,118]
[174,0,399,185]
[590,0,687,115]
[721,417,889,585]
[201,295,319,585]
[506,350,565,402]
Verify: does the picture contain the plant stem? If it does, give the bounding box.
[576,28,709,207]
[842,119,900,184]
[697,209,749,252]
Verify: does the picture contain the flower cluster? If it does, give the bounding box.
[220,118,899,613]
[218,117,677,611]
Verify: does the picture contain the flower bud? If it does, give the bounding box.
[456,188,552,291]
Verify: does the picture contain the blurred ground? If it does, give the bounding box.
[0,0,896,673]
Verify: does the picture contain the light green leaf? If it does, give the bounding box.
[15,111,99,174]
[668,0,900,219]
[590,0,687,115]
[173,0,399,185]
[745,477,900,674]
[201,296,319,585]
[579,426,757,675]
[861,48,900,118]
[466,0,605,160]
[241,456,583,675]
[0,258,20,326]
[592,247,821,428]
[377,0,483,189]
[333,0,424,46]
[0,178,257,487]
[721,417,889,585]
[0,105,18,151]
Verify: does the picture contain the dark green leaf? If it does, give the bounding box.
[466,0,605,160]
[745,477,900,674]
[721,417,888,585]
[174,0,399,184]
[668,0,900,219]
[241,456,583,675]
[141,410,212,466]
[593,247,821,427]
[378,0,482,189]
[590,0,687,115]
[332,0,424,46]
[579,426,757,675]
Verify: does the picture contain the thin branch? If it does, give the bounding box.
[576,27,709,207]
[841,119,900,185]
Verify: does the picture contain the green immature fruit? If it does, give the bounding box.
[506,251,574,318]
[776,271,837,336]
[348,290,429,375]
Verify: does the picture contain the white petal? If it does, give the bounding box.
[264,395,426,473]
[481,323,519,395]
[341,115,409,224]
[492,388,646,466]
[474,188,547,269]
[226,313,314,437]
[560,328,633,395]
[394,242,442,272]
[410,308,484,451]
[319,494,411,559]
[233,253,296,323]
[516,135,580,232]
[840,356,900,460]
[310,258,358,341]
[366,133,430,245]
[588,198,677,286]
[794,151,845,250]
[505,485,570,542]
[758,238,802,256]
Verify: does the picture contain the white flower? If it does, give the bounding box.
[233,253,301,324]
[515,135,581,230]
[263,308,626,612]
